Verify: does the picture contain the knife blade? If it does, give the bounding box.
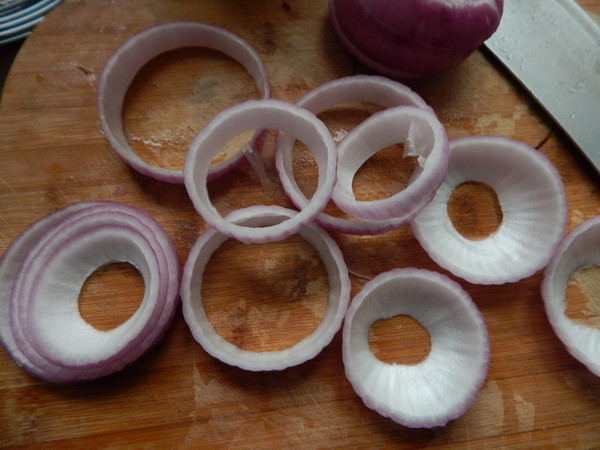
[484,0,600,174]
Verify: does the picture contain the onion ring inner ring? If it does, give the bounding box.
[97,21,270,184]
[181,205,351,371]
[184,99,337,244]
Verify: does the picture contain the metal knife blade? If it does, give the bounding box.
[484,0,600,174]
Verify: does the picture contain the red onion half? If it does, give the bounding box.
[184,99,337,245]
[332,105,449,222]
[97,21,270,183]
[343,268,489,428]
[276,75,435,235]
[541,216,600,376]
[0,202,180,382]
[411,136,567,285]
[181,205,351,371]
[329,0,504,79]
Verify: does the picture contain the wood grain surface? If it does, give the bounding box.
[2,0,600,447]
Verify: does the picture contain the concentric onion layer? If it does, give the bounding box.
[184,99,337,244]
[276,75,434,235]
[0,202,180,383]
[332,105,449,222]
[541,215,600,376]
[411,135,567,285]
[329,0,503,79]
[97,21,270,183]
[181,205,351,371]
[343,268,489,428]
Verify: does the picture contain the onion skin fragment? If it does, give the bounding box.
[342,268,489,428]
[411,135,567,285]
[541,215,600,377]
[276,75,435,235]
[180,205,351,372]
[0,202,180,383]
[329,0,504,79]
[97,21,270,184]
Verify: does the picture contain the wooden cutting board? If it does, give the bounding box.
[2,0,600,447]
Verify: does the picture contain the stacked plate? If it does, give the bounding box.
[0,0,63,45]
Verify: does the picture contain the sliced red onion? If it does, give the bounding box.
[184,99,337,244]
[181,205,351,371]
[329,0,503,79]
[97,21,270,184]
[541,216,600,376]
[411,136,567,285]
[343,268,489,428]
[276,75,435,235]
[1,202,180,382]
[332,105,449,222]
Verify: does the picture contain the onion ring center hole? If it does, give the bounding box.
[368,314,431,365]
[79,262,144,331]
[448,181,503,240]
[201,235,328,352]
[123,47,260,171]
[565,264,600,329]
[208,129,293,217]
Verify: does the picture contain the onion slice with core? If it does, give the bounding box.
[184,99,337,244]
[343,268,489,428]
[0,202,180,382]
[332,105,449,222]
[276,75,435,235]
[181,205,351,371]
[411,136,567,285]
[541,215,600,376]
[329,0,503,79]
[97,21,270,183]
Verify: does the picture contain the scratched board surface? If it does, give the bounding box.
[1,0,600,447]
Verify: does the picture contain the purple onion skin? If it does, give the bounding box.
[329,0,504,79]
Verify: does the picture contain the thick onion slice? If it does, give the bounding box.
[332,105,449,222]
[411,136,567,285]
[97,21,270,184]
[541,215,600,376]
[329,0,503,79]
[343,268,489,428]
[184,99,337,244]
[181,205,351,371]
[0,202,180,383]
[276,75,434,235]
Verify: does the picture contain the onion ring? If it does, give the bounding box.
[276,75,434,235]
[97,21,270,183]
[180,205,351,371]
[411,135,567,285]
[184,99,337,244]
[541,215,600,376]
[1,202,180,382]
[342,268,489,428]
[332,105,449,222]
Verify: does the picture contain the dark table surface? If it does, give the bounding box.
[0,39,23,99]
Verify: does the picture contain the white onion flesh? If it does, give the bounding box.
[0,202,180,382]
[180,205,351,371]
[343,268,489,428]
[329,0,503,79]
[97,21,270,184]
[184,99,337,244]
[332,105,449,222]
[411,135,567,285]
[541,215,600,376]
[276,75,435,235]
